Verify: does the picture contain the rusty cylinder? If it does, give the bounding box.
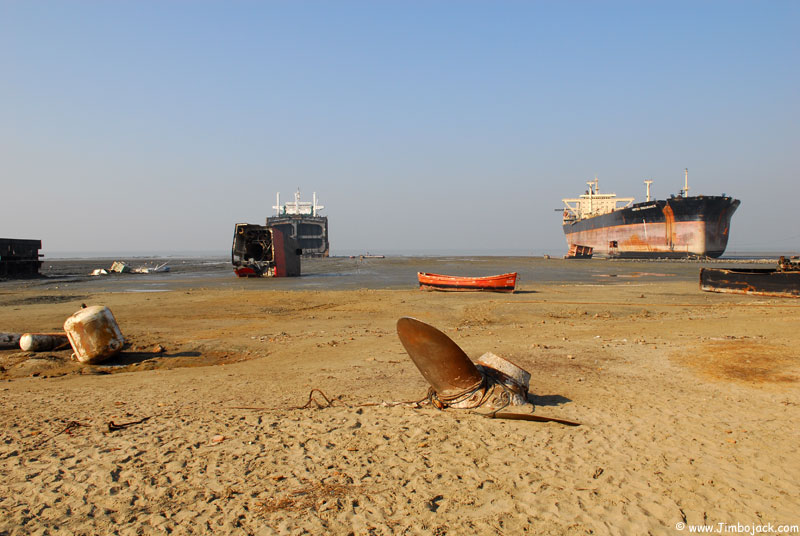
[63,305,125,364]
[396,317,484,397]
[20,333,70,352]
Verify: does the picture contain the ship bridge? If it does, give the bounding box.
[273,189,324,217]
[562,178,633,222]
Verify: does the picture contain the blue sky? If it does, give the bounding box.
[2,1,798,256]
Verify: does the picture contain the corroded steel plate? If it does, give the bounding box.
[396,317,483,396]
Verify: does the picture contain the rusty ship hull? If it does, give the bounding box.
[231,224,301,278]
[563,196,740,258]
[700,267,800,298]
[268,190,329,257]
[266,215,329,257]
[700,257,800,298]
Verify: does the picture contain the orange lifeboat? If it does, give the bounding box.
[417,272,517,293]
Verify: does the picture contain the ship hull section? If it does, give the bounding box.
[267,216,329,257]
[563,196,739,258]
[700,267,800,298]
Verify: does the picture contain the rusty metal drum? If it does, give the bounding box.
[63,306,124,364]
[476,352,531,406]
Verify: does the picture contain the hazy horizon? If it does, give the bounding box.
[3,2,798,255]
[39,247,798,261]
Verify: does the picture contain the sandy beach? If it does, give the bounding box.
[1,258,799,535]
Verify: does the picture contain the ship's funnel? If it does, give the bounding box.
[396,317,483,397]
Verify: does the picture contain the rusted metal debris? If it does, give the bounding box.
[700,256,800,298]
[396,317,485,398]
[107,416,151,432]
[231,224,301,278]
[476,352,531,406]
[779,256,800,272]
[110,261,131,274]
[396,318,581,424]
[564,244,593,259]
[63,306,125,364]
[396,317,532,413]
[490,412,580,426]
[90,261,170,276]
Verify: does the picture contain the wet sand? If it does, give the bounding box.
[1,257,798,535]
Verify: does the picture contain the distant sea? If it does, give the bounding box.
[21,252,795,294]
[43,248,798,261]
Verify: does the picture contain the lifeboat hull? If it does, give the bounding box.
[417,272,517,293]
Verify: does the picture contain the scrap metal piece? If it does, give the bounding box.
[564,244,593,259]
[490,412,580,426]
[395,318,581,424]
[397,317,537,412]
[476,352,531,406]
[63,306,125,364]
[20,333,70,352]
[396,317,484,398]
[231,223,301,277]
[110,261,131,273]
[700,258,800,298]
[132,262,170,274]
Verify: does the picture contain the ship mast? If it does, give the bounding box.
[644,179,653,202]
[586,177,600,213]
[312,192,324,216]
[681,168,690,197]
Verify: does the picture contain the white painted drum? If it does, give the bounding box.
[63,306,125,364]
[475,352,531,406]
[19,333,69,352]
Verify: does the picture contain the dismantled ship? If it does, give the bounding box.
[700,256,800,298]
[1,238,42,278]
[561,170,740,258]
[267,190,329,257]
[231,224,301,277]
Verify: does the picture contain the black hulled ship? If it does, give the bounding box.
[267,189,329,257]
[561,170,740,258]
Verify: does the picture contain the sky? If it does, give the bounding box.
[1,1,798,257]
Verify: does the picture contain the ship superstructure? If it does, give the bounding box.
[267,189,330,257]
[562,178,635,222]
[561,170,740,258]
